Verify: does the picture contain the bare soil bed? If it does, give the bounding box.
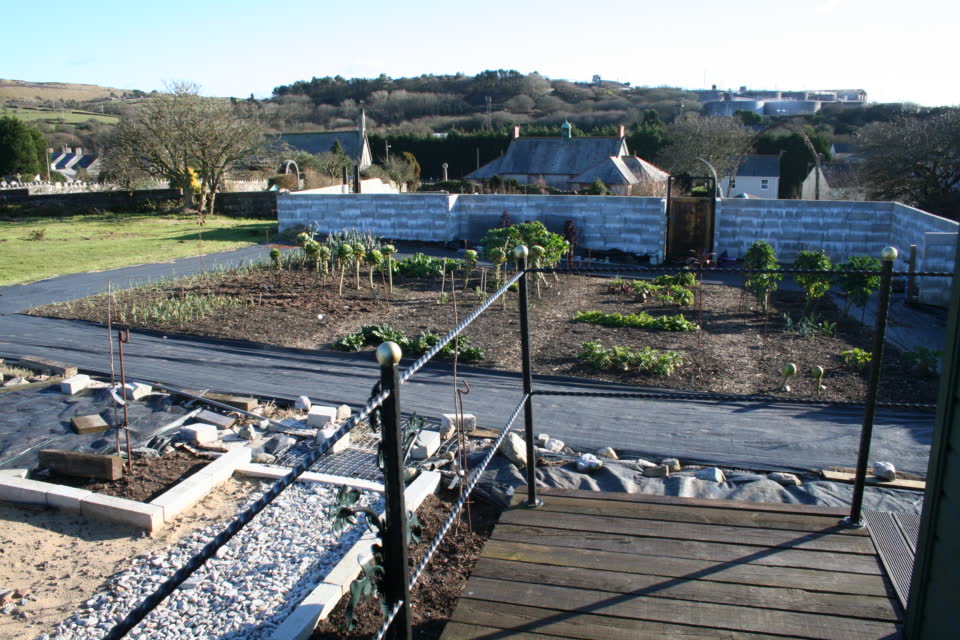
[31,449,209,502]
[312,490,502,639]
[31,268,940,405]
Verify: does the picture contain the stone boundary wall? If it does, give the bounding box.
[214,191,277,219]
[0,188,182,211]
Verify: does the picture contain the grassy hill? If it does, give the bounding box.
[0,79,130,102]
[2,105,119,125]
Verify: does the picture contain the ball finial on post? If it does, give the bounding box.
[881,246,898,262]
[514,245,529,261]
[376,341,402,366]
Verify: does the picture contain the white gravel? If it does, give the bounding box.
[46,482,381,640]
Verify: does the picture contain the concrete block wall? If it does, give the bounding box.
[278,193,667,255]
[715,199,895,262]
[279,193,455,242]
[918,233,958,305]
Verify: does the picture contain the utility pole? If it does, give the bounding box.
[485,96,492,130]
[385,140,391,162]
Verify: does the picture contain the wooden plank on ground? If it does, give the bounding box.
[461,576,900,640]
[441,622,561,640]
[821,470,926,492]
[12,356,77,378]
[492,523,884,574]
[447,598,831,640]
[38,449,122,480]
[470,557,899,621]
[184,390,258,411]
[519,486,850,517]
[481,540,891,596]
[499,508,875,554]
[508,494,866,536]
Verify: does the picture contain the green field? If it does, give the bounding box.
[2,105,119,125]
[0,212,273,286]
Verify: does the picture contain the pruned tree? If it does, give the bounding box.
[102,82,264,214]
[657,113,752,182]
[856,109,960,219]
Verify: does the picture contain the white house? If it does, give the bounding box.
[720,155,780,198]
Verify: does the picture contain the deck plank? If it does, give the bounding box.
[499,508,876,554]
[507,494,867,535]
[470,557,899,621]
[482,539,891,596]
[492,523,884,574]
[446,600,802,640]
[460,576,901,640]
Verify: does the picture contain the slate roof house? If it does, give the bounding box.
[48,146,100,179]
[719,155,780,198]
[276,112,373,171]
[567,155,670,195]
[801,162,865,201]
[466,122,667,193]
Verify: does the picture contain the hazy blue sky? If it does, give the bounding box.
[5,0,956,106]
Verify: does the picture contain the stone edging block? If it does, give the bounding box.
[268,470,441,640]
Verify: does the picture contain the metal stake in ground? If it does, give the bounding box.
[845,246,898,528]
[117,328,133,472]
[515,245,542,508]
[377,341,412,640]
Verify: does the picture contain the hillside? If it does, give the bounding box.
[0,79,132,103]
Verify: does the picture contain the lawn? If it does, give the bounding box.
[0,212,274,286]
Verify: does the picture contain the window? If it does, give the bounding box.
[761,179,769,190]
[729,178,736,189]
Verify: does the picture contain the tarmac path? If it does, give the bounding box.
[0,247,936,475]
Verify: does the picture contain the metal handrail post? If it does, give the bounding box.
[845,247,898,528]
[515,246,542,508]
[376,342,412,640]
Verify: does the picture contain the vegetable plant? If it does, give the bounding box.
[269,248,281,284]
[793,250,833,314]
[462,249,478,291]
[811,365,826,394]
[365,249,383,297]
[352,242,365,290]
[336,243,353,296]
[743,241,782,313]
[841,348,872,370]
[781,362,797,392]
[481,221,569,272]
[578,340,683,376]
[574,310,697,332]
[381,244,396,294]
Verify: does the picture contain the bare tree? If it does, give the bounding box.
[657,113,752,182]
[856,109,960,219]
[102,82,264,213]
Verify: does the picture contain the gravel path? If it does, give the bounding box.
[46,482,381,640]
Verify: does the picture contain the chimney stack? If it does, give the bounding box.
[513,125,521,139]
[618,125,625,139]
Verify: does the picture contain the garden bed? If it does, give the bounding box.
[30,266,940,405]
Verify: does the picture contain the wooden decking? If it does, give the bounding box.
[442,487,903,640]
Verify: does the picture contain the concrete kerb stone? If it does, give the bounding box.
[269,470,441,640]
[81,492,165,532]
[149,449,250,523]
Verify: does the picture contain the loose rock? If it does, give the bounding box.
[576,453,603,473]
[634,458,657,470]
[661,457,681,472]
[873,461,897,481]
[499,432,527,468]
[251,453,277,464]
[237,424,259,441]
[543,438,565,453]
[769,472,802,486]
[643,464,671,478]
[695,467,726,483]
[294,396,312,411]
[596,447,618,460]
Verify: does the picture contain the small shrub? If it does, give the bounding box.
[783,313,837,337]
[653,271,696,288]
[25,228,46,241]
[793,250,833,313]
[834,256,882,316]
[904,346,941,376]
[657,284,694,307]
[841,348,872,370]
[743,241,782,313]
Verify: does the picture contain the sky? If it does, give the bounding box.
[4,0,957,106]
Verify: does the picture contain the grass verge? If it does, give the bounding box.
[0,211,274,286]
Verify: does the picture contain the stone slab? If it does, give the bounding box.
[149,470,215,522]
[411,430,441,460]
[233,463,384,493]
[81,492,165,532]
[60,374,91,395]
[200,447,251,485]
[307,406,337,427]
[186,391,259,412]
[181,423,219,445]
[194,410,236,430]
[71,414,109,435]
